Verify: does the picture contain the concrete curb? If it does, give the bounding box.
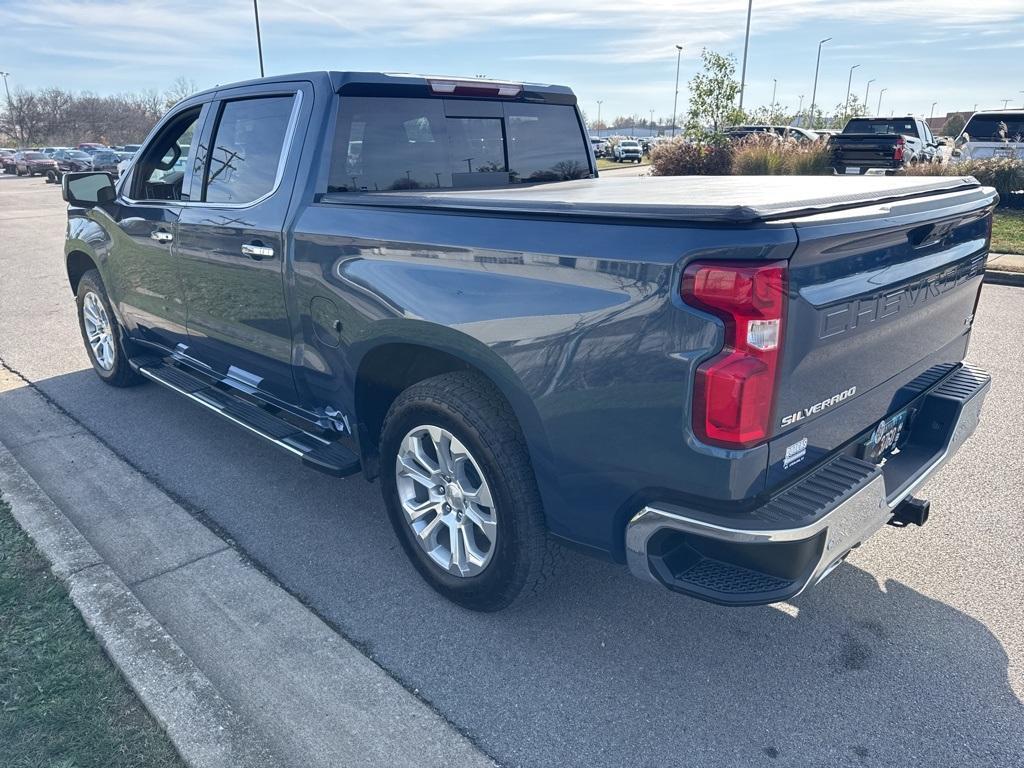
[0,365,496,768]
[984,269,1024,287]
[0,446,280,768]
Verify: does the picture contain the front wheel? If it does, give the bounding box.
[75,269,143,387]
[379,372,559,611]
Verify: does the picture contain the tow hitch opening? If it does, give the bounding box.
[889,496,930,528]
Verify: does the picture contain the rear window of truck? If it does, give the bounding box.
[843,119,918,136]
[328,96,591,192]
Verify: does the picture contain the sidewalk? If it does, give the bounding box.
[986,252,1024,286]
[0,366,494,768]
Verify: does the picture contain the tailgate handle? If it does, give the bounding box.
[908,221,957,249]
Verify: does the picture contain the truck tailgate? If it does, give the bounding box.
[831,134,900,167]
[765,185,998,488]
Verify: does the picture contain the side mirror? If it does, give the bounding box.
[935,138,947,147]
[951,149,962,158]
[62,171,116,206]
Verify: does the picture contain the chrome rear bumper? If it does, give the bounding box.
[626,364,991,605]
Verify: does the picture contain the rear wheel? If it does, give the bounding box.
[379,372,559,611]
[75,269,143,387]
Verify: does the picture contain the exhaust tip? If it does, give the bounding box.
[888,496,930,528]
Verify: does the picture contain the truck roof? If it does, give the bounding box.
[184,71,575,103]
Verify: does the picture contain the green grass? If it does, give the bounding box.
[992,210,1024,255]
[0,498,185,768]
[596,157,650,171]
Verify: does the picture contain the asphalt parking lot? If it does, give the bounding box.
[1,172,1022,767]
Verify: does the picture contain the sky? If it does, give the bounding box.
[1,0,1023,123]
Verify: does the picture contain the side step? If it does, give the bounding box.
[132,360,360,478]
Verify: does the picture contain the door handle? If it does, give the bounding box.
[150,230,174,243]
[241,243,275,260]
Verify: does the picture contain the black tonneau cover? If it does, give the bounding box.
[321,175,983,224]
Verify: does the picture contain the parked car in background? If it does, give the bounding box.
[0,149,16,173]
[954,110,1024,161]
[727,125,819,143]
[13,150,59,176]
[52,149,95,172]
[87,149,122,176]
[116,150,138,177]
[829,117,939,174]
[612,138,643,162]
[77,142,108,153]
[590,137,609,158]
[61,70,995,612]
[121,143,143,153]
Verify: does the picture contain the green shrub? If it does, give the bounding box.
[731,133,832,176]
[903,157,1024,207]
[649,138,733,176]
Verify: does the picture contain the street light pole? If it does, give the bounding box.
[877,87,887,117]
[930,101,937,120]
[808,37,832,129]
[1002,98,1011,109]
[843,63,860,120]
[596,100,603,135]
[0,71,11,110]
[771,78,777,109]
[671,45,683,138]
[864,78,875,115]
[738,0,754,112]
[649,108,655,133]
[253,0,265,77]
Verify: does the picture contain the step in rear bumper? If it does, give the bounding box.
[625,364,991,606]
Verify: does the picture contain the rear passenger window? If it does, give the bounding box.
[204,96,294,204]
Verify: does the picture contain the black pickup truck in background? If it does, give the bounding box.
[830,117,943,174]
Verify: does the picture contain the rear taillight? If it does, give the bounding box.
[681,261,787,448]
[893,136,906,162]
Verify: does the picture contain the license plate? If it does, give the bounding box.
[861,410,909,464]
[844,166,861,175]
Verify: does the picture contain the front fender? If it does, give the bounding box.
[65,208,114,286]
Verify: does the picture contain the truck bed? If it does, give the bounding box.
[321,175,982,224]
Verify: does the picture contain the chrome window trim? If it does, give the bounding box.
[118,89,303,211]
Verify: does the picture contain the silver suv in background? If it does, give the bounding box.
[954,110,1024,160]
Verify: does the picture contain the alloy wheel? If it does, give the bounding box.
[395,425,498,577]
[82,291,116,371]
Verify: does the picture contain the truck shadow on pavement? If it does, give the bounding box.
[4,371,1022,768]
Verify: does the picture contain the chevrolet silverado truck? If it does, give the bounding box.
[61,71,995,611]
[830,116,940,174]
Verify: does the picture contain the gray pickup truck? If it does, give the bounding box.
[61,71,994,610]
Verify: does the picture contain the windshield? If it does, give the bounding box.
[328,96,591,192]
[24,152,47,159]
[962,114,1024,142]
[620,141,640,147]
[68,150,91,159]
[844,119,919,136]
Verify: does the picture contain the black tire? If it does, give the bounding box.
[75,269,143,387]
[379,371,560,611]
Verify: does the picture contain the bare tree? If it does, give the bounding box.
[0,78,195,146]
[164,76,199,109]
